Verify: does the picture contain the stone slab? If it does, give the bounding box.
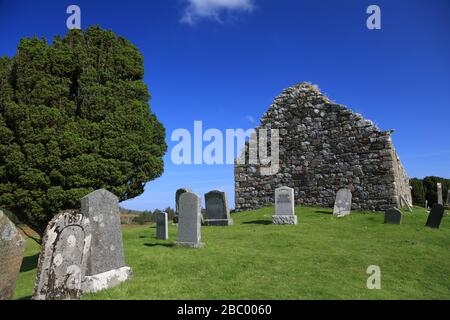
[333,189,352,217]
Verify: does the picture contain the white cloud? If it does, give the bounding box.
[181,0,254,25]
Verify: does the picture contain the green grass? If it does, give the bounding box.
[14,206,450,300]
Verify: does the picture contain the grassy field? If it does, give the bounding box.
[14,206,450,300]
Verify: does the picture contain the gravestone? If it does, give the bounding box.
[426,204,445,229]
[0,210,26,300]
[81,189,132,293]
[174,188,192,224]
[333,189,352,217]
[33,210,91,300]
[156,212,169,240]
[384,208,403,225]
[437,183,443,205]
[447,190,450,207]
[204,190,233,226]
[176,192,204,248]
[272,187,297,225]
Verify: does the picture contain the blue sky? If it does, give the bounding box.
[1,0,449,211]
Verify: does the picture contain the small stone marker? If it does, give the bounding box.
[447,190,450,207]
[384,208,403,225]
[333,188,352,217]
[272,187,297,225]
[204,190,233,226]
[81,189,132,293]
[437,183,443,205]
[175,188,192,224]
[33,210,91,300]
[156,212,169,240]
[426,203,445,229]
[0,210,26,300]
[176,192,204,248]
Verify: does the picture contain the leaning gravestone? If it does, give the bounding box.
[174,188,192,224]
[272,187,297,225]
[156,212,169,240]
[204,190,233,226]
[333,189,352,217]
[81,189,132,293]
[437,183,443,205]
[176,192,204,248]
[0,210,26,300]
[426,203,445,229]
[384,208,403,225]
[33,210,91,300]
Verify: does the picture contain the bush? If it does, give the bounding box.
[411,178,426,207]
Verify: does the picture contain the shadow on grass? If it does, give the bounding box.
[144,243,174,248]
[315,210,332,215]
[17,295,32,300]
[242,220,272,225]
[20,253,39,273]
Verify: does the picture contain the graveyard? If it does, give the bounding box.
[11,205,450,300]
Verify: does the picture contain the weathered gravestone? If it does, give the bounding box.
[176,192,204,248]
[333,189,352,217]
[426,203,445,229]
[447,190,450,207]
[81,189,132,293]
[204,190,233,226]
[156,212,169,240]
[384,208,403,225]
[437,183,443,205]
[0,210,26,300]
[272,187,297,225]
[33,210,91,300]
[174,188,192,224]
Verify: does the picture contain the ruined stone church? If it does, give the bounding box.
[234,83,412,212]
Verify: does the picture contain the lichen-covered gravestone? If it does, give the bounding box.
[156,212,168,240]
[333,189,352,217]
[33,210,91,300]
[204,190,233,226]
[0,210,26,300]
[273,187,298,225]
[81,189,132,293]
[174,188,192,224]
[437,183,443,205]
[426,204,445,229]
[176,192,204,248]
[384,208,403,225]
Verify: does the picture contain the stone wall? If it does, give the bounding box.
[234,83,411,212]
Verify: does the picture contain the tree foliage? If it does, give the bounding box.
[0,27,167,236]
[410,177,449,208]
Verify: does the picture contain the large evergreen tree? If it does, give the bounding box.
[0,27,166,237]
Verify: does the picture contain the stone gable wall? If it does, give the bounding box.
[235,83,411,212]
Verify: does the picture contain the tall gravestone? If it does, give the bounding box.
[426,204,445,229]
[384,208,403,225]
[156,212,169,240]
[81,189,132,293]
[176,192,204,248]
[446,190,450,207]
[33,210,91,300]
[204,190,233,226]
[174,188,192,224]
[0,210,26,300]
[437,183,443,205]
[272,187,297,225]
[333,189,352,217]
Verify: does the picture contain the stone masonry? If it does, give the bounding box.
[235,83,412,212]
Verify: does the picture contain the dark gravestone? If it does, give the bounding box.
[426,204,445,229]
[174,188,192,224]
[156,212,168,240]
[384,208,403,225]
[33,210,91,300]
[81,189,132,293]
[0,210,26,300]
[204,190,233,226]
